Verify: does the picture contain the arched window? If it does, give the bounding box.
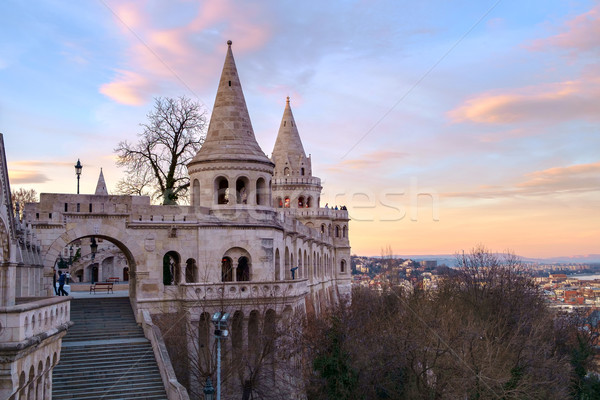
[248,311,259,358]
[341,260,346,273]
[198,312,211,369]
[185,258,197,283]
[306,196,312,208]
[335,225,340,238]
[275,248,281,280]
[256,177,266,205]
[284,167,290,176]
[343,225,347,238]
[237,256,250,281]
[221,257,233,282]
[301,167,305,176]
[276,197,283,208]
[215,177,229,205]
[321,224,326,233]
[193,179,200,206]
[284,197,290,208]
[285,247,291,280]
[122,267,129,282]
[232,311,244,364]
[163,251,181,285]
[298,196,305,208]
[236,176,249,205]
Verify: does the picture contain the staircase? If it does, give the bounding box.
[53,297,168,399]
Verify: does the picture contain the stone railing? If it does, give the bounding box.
[279,208,348,220]
[272,177,321,186]
[0,296,71,343]
[176,279,309,301]
[141,310,190,400]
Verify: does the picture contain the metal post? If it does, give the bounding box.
[216,336,221,400]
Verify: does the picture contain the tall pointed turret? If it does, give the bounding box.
[190,40,271,165]
[187,41,274,208]
[271,97,311,177]
[271,97,321,209]
[95,168,108,196]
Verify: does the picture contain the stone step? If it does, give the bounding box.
[54,297,168,399]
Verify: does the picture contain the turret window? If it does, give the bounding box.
[298,196,305,208]
[215,177,229,205]
[284,197,290,208]
[228,80,231,86]
[301,167,305,176]
[284,167,290,176]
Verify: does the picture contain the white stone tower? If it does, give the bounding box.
[187,40,274,209]
[271,97,322,208]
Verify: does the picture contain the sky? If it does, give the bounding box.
[1,0,598,259]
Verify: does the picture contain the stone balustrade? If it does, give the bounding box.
[272,177,321,186]
[0,297,71,343]
[175,279,309,301]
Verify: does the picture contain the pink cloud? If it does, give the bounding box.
[99,70,156,105]
[100,0,273,104]
[528,5,600,53]
[447,78,600,125]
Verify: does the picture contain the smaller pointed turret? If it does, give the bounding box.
[271,97,311,177]
[95,169,108,196]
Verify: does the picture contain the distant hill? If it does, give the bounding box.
[384,254,600,266]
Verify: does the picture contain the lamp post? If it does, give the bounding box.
[203,377,215,400]
[211,311,230,400]
[90,237,98,283]
[75,159,82,194]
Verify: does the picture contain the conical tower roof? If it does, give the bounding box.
[95,168,108,195]
[190,40,271,165]
[272,97,307,162]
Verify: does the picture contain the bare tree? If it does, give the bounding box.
[114,96,206,205]
[11,188,38,220]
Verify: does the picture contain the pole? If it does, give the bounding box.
[77,175,80,194]
[216,336,221,400]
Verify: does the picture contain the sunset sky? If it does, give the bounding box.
[1,1,598,258]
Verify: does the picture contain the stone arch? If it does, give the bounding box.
[306,196,313,208]
[163,251,181,285]
[232,310,244,365]
[198,312,211,369]
[320,224,326,234]
[43,228,142,300]
[236,176,250,205]
[215,176,229,205]
[341,259,347,273]
[248,310,259,359]
[222,247,252,282]
[256,177,267,206]
[284,247,290,280]
[221,256,233,282]
[297,196,305,208]
[236,256,250,281]
[185,258,197,283]
[284,196,290,208]
[298,249,302,279]
[274,248,280,281]
[192,179,200,206]
[276,196,283,208]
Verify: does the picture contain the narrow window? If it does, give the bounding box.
[89,203,92,212]
[228,80,231,86]
[64,203,68,212]
[36,213,39,219]
[284,121,286,127]
[49,213,52,219]
[76,203,80,212]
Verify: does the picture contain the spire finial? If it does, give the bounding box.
[286,96,290,104]
[227,40,232,46]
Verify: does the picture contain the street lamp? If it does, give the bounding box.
[90,237,98,260]
[211,311,230,400]
[75,159,82,194]
[203,377,215,400]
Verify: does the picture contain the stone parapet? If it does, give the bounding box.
[0,296,70,343]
